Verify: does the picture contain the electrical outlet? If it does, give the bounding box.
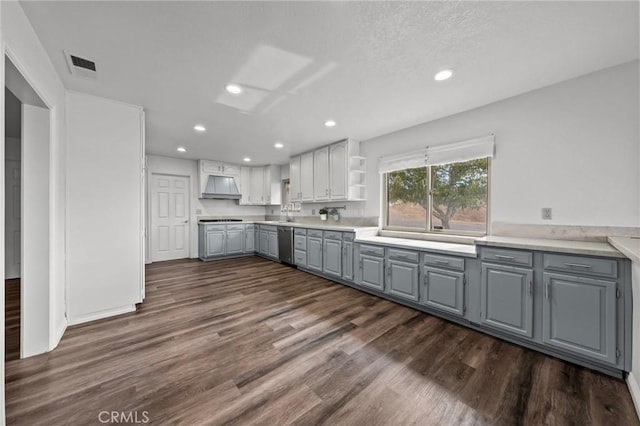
[195,209,202,215]
[312,209,316,215]
[542,208,552,220]
[271,209,274,215]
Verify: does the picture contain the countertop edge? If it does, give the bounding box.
[355,237,478,258]
[608,237,640,263]
[476,237,626,259]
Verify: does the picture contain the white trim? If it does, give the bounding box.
[627,373,640,420]
[65,89,143,111]
[50,317,67,350]
[67,305,136,326]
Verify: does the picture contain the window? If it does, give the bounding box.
[384,157,489,235]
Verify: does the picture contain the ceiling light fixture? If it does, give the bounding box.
[225,84,243,95]
[324,120,336,127]
[177,147,186,153]
[243,157,252,162]
[193,124,206,132]
[434,69,453,81]
[274,142,284,149]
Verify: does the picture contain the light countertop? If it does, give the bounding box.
[607,237,640,263]
[476,236,625,258]
[198,219,379,235]
[355,236,477,258]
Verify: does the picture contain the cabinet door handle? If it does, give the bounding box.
[435,260,449,265]
[528,280,533,295]
[494,254,515,260]
[563,262,592,269]
[545,280,550,299]
[359,259,363,270]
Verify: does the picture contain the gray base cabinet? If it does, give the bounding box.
[259,230,269,256]
[244,225,255,253]
[342,240,354,281]
[543,272,617,365]
[323,238,342,277]
[267,230,278,258]
[359,255,385,291]
[481,263,533,338]
[422,267,465,316]
[386,259,419,302]
[307,236,323,272]
[205,228,226,257]
[226,226,244,255]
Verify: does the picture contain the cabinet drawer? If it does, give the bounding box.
[294,228,307,236]
[480,247,533,267]
[423,253,465,271]
[387,248,419,263]
[245,224,256,231]
[260,225,277,232]
[307,229,323,238]
[227,224,245,231]
[324,231,342,240]
[204,224,226,231]
[359,244,385,257]
[294,249,307,267]
[343,233,355,242]
[294,235,307,251]
[543,254,617,279]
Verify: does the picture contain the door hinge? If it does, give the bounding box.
[463,305,467,314]
[616,288,621,299]
[616,348,621,358]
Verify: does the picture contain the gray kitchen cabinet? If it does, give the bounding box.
[481,263,534,338]
[342,240,354,282]
[542,272,618,365]
[323,231,343,278]
[358,254,385,291]
[307,236,323,272]
[267,230,279,258]
[244,225,255,252]
[205,228,226,257]
[226,226,244,255]
[386,259,419,302]
[259,230,269,255]
[294,229,307,267]
[422,266,465,316]
[323,238,342,278]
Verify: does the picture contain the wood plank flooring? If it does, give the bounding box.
[5,279,20,362]
[5,257,639,425]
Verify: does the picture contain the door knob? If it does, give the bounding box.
[184,220,188,224]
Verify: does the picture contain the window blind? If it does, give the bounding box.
[377,134,495,174]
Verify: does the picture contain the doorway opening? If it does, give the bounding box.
[4,54,51,361]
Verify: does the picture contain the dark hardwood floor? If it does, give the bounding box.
[5,278,20,362]
[4,257,639,425]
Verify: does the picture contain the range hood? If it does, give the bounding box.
[201,175,241,200]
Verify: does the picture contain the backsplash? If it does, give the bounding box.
[491,222,640,242]
[265,214,379,227]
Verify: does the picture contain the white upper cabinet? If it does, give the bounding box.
[239,166,252,205]
[238,164,281,205]
[290,156,301,202]
[329,141,347,200]
[290,139,365,203]
[300,152,315,202]
[314,146,330,201]
[200,160,239,176]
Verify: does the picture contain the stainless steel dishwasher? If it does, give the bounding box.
[277,226,294,265]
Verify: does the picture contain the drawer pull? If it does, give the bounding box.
[434,260,449,265]
[563,262,592,269]
[494,254,515,260]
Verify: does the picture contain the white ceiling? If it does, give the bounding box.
[20,1,639,165]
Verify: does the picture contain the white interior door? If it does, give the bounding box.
[5,160,21,279]
[151,174,190,261]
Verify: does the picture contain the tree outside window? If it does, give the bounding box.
[386,158,488,234]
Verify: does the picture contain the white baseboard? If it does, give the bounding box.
[627,372,640,420]
[50,317,67,350]
[67,305,136,326]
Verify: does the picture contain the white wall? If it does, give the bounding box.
[361,60,640,229]
[66,92,143,324]
[146,155,266,261]
[2,2,68,352]
[630,263,640,417]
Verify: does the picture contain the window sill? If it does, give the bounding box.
[378,230,478,245]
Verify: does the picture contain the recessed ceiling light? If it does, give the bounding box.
[243,157,251,162]
[274,142,284,149]
[177,147,186,153]
[324,120,336,127]
[225,84,243,95]
[193,124,206,132]
[434,69,453,81]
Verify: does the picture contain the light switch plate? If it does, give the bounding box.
[542,208,552,220]
[312,209,316,215]
[195,209,202,215]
